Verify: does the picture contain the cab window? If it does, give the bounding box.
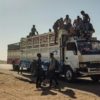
[67,42,77,55]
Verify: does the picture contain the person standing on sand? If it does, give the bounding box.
[48,53,59,88]
[36,53,43,88]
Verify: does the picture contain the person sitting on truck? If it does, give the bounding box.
[73,16,83,37]
[80,10,94,39]
[48,53,59,88]
[31,25,38,36]
[82,23,95,39]
[58,17,64,29]
[27,25,38,38]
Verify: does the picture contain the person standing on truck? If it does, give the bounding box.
[53,19,59,44]
[64,15,72,32]
[48,53,59,88]
[80,11,90,36]
[80,10,94,39]
[36,53,43,88]
[81,10,90,23]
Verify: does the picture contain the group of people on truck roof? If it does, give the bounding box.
[26,10,95,45]
[53,10,95,44]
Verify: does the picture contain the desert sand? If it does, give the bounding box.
[0,64,100,100]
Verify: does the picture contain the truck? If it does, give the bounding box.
[7,29,100,82]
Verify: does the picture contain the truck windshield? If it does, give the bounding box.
[77,41,100,55]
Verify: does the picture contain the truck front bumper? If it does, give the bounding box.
[79,68,100,76]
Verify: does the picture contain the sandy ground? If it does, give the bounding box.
[0,64,100,100]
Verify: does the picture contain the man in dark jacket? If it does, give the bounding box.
[36,53,43,88]
[81,10,90,23]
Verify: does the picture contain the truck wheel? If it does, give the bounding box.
[65,68,75,82]
[91,75,100,82]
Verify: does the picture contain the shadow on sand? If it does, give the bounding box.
[41,87,57,96]
[59,77,100,97]
[15,72,100,98]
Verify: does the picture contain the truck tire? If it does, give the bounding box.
[65,68,75,82]
[91,75,100,82]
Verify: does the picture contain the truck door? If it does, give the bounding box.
[65,42,79,70]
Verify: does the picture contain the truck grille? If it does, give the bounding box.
[89,62,100,68]
[88,68,100,72]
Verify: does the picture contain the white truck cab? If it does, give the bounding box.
[59,30,100,82]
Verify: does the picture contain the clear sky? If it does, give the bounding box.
[0,0,100,60]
